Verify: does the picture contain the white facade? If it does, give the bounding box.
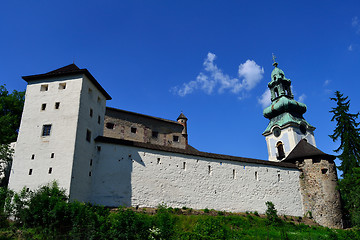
[265,125,316,162]
[91,143,303,216]
[8,74,107,203]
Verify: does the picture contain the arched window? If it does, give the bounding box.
[276,141,285,160]
[274,88,279,98]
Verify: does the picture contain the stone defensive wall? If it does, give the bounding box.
[91,136,304,217]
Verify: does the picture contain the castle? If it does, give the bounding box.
[7,62,343,228]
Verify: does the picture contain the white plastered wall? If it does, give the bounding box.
[266,126,316,162]
[91,143,304,216]
[8,76,84,194]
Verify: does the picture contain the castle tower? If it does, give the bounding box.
[284,140,343,228]
[8,64,111,202]
[177,112,188,146]
[263,60,316,161]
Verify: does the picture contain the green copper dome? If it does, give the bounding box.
[263,97,307,119]
[262,60,315,135]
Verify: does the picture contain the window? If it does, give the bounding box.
[51,153,54,158]
[97,97,101,103]
[29,169,33,175]
[88,88,93,95]
[59,83,66,89]
[40,84,48,91]
[233,169,236,179]
[55,102,60,109]
[106,122,115,129]
[255,171,258,181]
[90,159,93,166]
[157,158,161,164]
[89,171,92,176]
[42,124,52,136]
[86,129,92,142]
[276,141,285,160]
[208,165,212,175]
[90,108,93,117]
[152,131,158,138]
[183,162,186,170]
[173,135,179,142]
[41,103,46,111]
[97,146,101,151]
[48,167,52,174]
[274,88,279,98]
[31,154,35,160]
[321,168,328,174]
[98,115,101,124]
[131,127,137,133]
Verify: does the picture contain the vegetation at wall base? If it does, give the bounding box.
[330,91,360,227]
[0,183,358,239]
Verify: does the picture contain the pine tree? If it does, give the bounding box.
[329,91,360,176]
[329,91,360,227]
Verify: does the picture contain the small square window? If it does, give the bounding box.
[29,169,33,175]
[90,108,93,117]
[55,102,60,109]
[86,129,92,142]
[97,97,101,103]
[59,83,66,89]
[97,146,101,151]
[88,88,93,94]
[40,84,48,91]
[173,135,179,142]
[51,153,55,158]
[106,122,115,129]
[42,124,52,136]
[131,127,137,133]
[41,103,46,111]
[152,131,158,139]
[48,167,52,174]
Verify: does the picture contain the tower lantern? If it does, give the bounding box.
[263,59,316,161]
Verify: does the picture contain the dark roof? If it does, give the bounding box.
[106,107,182,126]
[284,139,336,162]
[22,64,112,100]
[95,136,298,169]
[177,112,188,120]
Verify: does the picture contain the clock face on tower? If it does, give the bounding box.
[273,127,281,137]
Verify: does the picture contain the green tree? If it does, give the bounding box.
[0,84,25,144]
[329,91,360,227]
[329,91,360,176]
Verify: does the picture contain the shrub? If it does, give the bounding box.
[155,205,175,239]
[265,201,281,225]
[203,208,210,214]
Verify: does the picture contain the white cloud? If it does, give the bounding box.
[258,89,271,108]
[352,16,360,34]
[297,94,306,103]
[171,52,264,98]
[348,44,354,51]
[323,80,331,86]
[352,16,359,27]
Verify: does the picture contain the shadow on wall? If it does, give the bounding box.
[90,147,145,207]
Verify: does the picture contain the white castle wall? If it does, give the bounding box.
[91,143,304,216]
[8,76,84,194]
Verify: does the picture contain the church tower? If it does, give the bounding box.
[263,59,316,161]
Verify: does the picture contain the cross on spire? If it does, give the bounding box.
[272,53,278,67]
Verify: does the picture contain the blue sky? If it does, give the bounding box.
[1,0,360,162]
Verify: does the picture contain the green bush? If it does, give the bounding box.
[265,201,281,225]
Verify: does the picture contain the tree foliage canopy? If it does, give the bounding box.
[329,91,360,227]
[329,91,360,176]
[0,85,24,144]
